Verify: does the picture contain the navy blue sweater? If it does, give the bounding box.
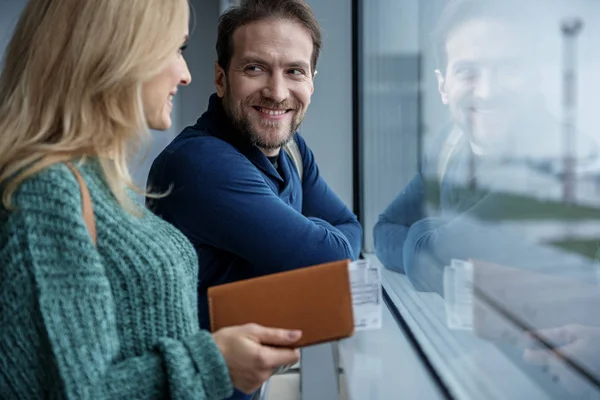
[148,94,362,329]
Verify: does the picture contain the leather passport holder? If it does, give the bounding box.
[207,259,355,348]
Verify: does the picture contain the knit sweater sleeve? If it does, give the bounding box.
[1,166,232,400]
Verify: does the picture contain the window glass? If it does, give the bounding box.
[360,0,600,398]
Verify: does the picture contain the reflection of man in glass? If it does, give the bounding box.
[433,1,536,159]
[373,0,596,294]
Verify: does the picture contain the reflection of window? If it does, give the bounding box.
[359,0,422,252]
[358,0,600,398]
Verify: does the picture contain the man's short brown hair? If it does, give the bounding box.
[216,0,322,76]
[432,0,532,74]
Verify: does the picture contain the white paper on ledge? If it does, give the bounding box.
[349,259,382,331]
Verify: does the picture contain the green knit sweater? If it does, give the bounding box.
[0,161,233,399]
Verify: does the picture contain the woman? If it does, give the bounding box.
[0,0,301,399]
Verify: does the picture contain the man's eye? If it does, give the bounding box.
[456,68,477,79]
[289,69,305,76]
[245,66,263,73]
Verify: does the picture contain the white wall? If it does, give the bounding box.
[178,0,221,129]
[0,0,24,64]
[133,0,222,189]
[300,0,355,209]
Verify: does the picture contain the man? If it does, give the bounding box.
[373,0,597,294]
[148,0,362,330]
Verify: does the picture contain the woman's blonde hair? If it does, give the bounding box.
[0,0,189,212]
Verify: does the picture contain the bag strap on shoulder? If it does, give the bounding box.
[66,163,97,246]
[283,138,303,182]
[437,127,464,184]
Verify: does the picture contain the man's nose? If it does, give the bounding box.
[261,73,288,104]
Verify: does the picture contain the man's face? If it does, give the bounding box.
[436,18,537,152]
[214,17,315,154]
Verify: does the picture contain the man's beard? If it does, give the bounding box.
[222,87,304,150]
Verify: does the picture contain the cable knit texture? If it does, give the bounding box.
[0,161,233,399]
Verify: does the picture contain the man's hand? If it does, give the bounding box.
[525,324,600,394]
[212,323,302,394]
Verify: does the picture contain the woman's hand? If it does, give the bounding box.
[212,323,302,394]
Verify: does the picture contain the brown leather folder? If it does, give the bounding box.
[207,259,355,348]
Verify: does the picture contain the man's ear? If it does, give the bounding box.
[310,70,317,94]
[435,69,449,105]
[214,62,227,97]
